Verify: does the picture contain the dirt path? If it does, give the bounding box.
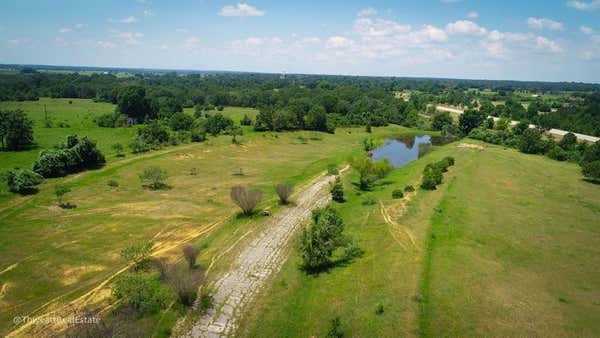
[185,168,347,338]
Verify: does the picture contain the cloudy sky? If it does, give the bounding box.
[1,0,599,82]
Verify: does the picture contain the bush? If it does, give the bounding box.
[112,273,169,314]
[230,186,262,215]
[205,113,233,136]
[54,184,71,206]
[33,135,105,178]
[404,185,415,192]
[240,114,253,126]
[327,164,339,175]
[137,120,170,145]
[166,266,205,307]
[582,160,600,181]
[362,197,377,205]
[275,183,294,205]
[6,168,43,194]
[330,176,345,202]
[351,157,394,190]
[169,112,195,131]
[392,189,404,199]
[198,290,214,313]
[326,317,344,338]
[182,245,199,270]
[299,206,348,272]
[519,128,543,154]
[112,143,124,157]
[0,109,35,150]
[139,167,168,190]
[547,146,568,161]
[121,242,153,271]
[190,128,207,142]
[107,179,119,187]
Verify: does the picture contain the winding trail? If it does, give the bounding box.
[185,168,347,338]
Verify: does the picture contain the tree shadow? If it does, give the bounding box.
[142,183,172,191]
[582,178,600,185]
[300,248,365,276]
[59,202,77,209]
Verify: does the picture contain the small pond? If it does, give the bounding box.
[370,135,451,168]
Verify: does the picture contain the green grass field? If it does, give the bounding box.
[241,141,600,337]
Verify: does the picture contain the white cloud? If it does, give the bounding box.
[567,0,600,11]
[219,3,265,17]
[527,17,564,31]
[446,20,487,36]
[357,7,378,17]
[535,36,562,52]
[326,36,355,48]
[467,11,479,18]
[97,40,117,48]
[143,9,155,17]
[175,28,189,33]
[580,26,594,34]
[58,27,72,33]
[412,25,448,43]
[120,16,138,24]
[355,18,411,38]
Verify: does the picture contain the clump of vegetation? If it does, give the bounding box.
[351,157,394,190]
[330,176,345,202]
[112,143,125,157]
[0,109,35,150]
[362,197,377,205]
[404,185,415,192]
[392,189,404,199]
[33,135,105,178]
[421,157,455,190]
[299,205,358,273]
[240,114,253,126]
[107,179,119,187]
[121,242,153,271]
[6,168,43,194]
[190,167,199,176]
[112,273,169,314]
[275,183,294,205]
[230,186,262,215]
[327,164,339,175]
[375,303,385,315]
[166,265,204,307]
[326,317,344,338]
[54,184,72,207]
[139,167,168,190]
[362,138,382,152]
[182,245,199,270]
[198,290,214,313]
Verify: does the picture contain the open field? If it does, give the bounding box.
[0,98,415,336]
[241,141,600,337]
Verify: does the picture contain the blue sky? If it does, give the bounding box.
[1,0,599,82]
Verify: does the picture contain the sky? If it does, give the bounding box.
[0,0,599,82]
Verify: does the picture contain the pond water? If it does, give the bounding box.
[370,135,449,168]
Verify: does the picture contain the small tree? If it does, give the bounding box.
[182,245,199,270]
[6,168,43,194]
[299,206,347,272]
[0,109,35,150]
[330,176,345,202]
[140,167,168,189]
[432,112,452,131]
[275,183,294,205]
[365,123,372,133]
[227,125,243,144]
[240,114,252,126]
[582,160,600,182]
[230,186,262,215]
[519,128,543,154]
[112,273,169,314]
[121,241,153,271]
[558,132,577,150]
[166,265,205,307]
[54,184,71,206]
[350,157,394,190]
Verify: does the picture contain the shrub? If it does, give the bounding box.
[275,183,294,204]
[107,179,119,187]
[547,146,568,161]
[582,160,600,181]
[6,168,43,194]
[375,303,384,315]
[139,167,168,190]
[330,176,345,202]
[153,257,169,280]
[230,186,262,215]
[404,185,415,192]
[33,135,105,178]
[182,245,199,270]
[327,164,339,175]
[137,120,170,145]
[350,157,394,190]
[299,206,348,272]
[190,128,206,142]
[121,242,153,271]
[169,112,195,131]
[392,189,404,199]
[205,113,233,136]
[112,143,124,157]
[112,273,169,314]
[519,128,543,154]
[166,266,205,307]
[0,109,35,150]
[198,290,214,313]
[326,317,344,338]
[240,114,252,126]
[129,138,152,153]
[54,184,71,205]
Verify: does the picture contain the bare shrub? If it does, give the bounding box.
[166,265,205,307]
[230,186,262,215]
[182,245,199,270]
[153,257,169,280]
[275,183,294,205]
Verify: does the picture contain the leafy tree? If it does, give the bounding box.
[6,168,43,194]
[121,242,153,271]
[0,109,34,150]
[330,176,345,202]
[54,184,71,205]
[518,128,543,154]
[275,183,294,204]
[459,109,486,135]
[432,112,453,131]
[582,160,600,181]
[547,146,567,161]
[298,205,347,271]
[112,273,169,314]
[139,167,168,189]
[169,112,195,131]
[205,113,233,136]
[350,157,394,190]
[512,121,530,135]
[230,186,262,215]
[582,141,600,163]
[137,120,170,144]
[240,114,253,126]
[227,125,243,144]
[558,132,577,150]
[117,86,158,121]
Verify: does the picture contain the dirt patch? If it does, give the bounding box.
[174,153,195,160]
[48,205,62,213]
[61,265,105,286]
[457,143,485,151]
